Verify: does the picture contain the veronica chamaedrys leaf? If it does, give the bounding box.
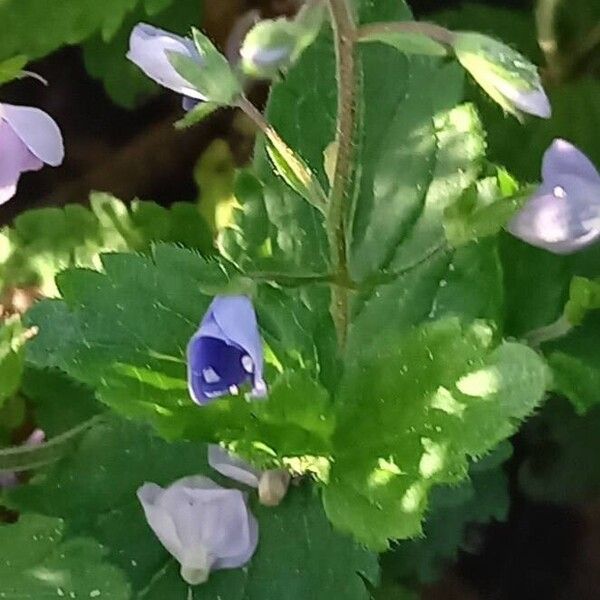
[0,103,64,204]
[138,476,259,585]
[0,515,131,599]
[323,317,548,549]
[240,1,326,79]
[0,55,27,84]
[507,139,600,254]
[358,29,448,57]
[452,32,550,120]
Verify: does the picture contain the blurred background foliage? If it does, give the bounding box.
[0,0,599,599]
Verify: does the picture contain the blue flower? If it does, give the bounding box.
[187,295,266,404]
[507,139,600,254]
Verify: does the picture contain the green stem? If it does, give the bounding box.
[358,21,456,46]
[535,0,563,80]
[236,96,327,214]
[326,0,357,350]
[525,314,573,348]
[248,271,337,287]
[0,415,103,473]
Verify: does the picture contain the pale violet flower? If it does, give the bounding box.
[127,24,206,103]
[208,445,291,506]
[0,429,45,488]
[508,139,600,254]
[187,295,266,404]
[137,476,258,585]
[0,104,64,204]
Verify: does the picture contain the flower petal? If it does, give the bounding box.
[0,119,43,204]
[208,445,261,488]
[187,335,251,403]
[127,23,206,100]
[542,139,600,184]
[507,177,600,254]
[209,296,266,395]
[1,104,64,166]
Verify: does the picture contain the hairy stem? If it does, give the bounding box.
[327,0,357,350]
[358,21,456,46]
[535,0,562,80]
[236,96,327,214]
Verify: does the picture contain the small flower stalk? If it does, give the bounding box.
[0,104,64,204]
[508,139,600,254]
[452,32,551,120]
[137,476,258,585]
[187,295,266,404]
[208,445,291,506]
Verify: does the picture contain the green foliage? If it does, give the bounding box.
[0,192,212,296]
[323,318,546,549]
[0,514,131,599]
[0,316,28,408]
[8,415,378,599]
[381,442,511,585]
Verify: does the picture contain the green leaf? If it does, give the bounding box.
[0,193,213,296]
[26,244,332,449]
[9,416,377,599]
[358,30,447,57]
[381,443,510,584]
[323,317,548,549]
[0,316,28,408]
[0,514,131,599]
[0,54,27,84]
[0,0,142,60]
[82,0,201,107]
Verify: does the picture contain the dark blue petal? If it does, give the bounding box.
[188,336,253,404]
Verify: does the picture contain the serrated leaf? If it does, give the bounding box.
[8,416,377,599]
[323,317,547,549]
[0,193,213,296]
[26,245,333,449]
[381,443,510,584]
[0,514,131,599]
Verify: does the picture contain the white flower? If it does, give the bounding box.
[137,475,258,585]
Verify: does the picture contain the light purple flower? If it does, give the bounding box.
[137,476,258,585]
[0,429,45,489]
[127,23,206,102]
[187,295,266,404]
[493,79,551,119]
[507,139,600,254]
[0,104,64,205]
